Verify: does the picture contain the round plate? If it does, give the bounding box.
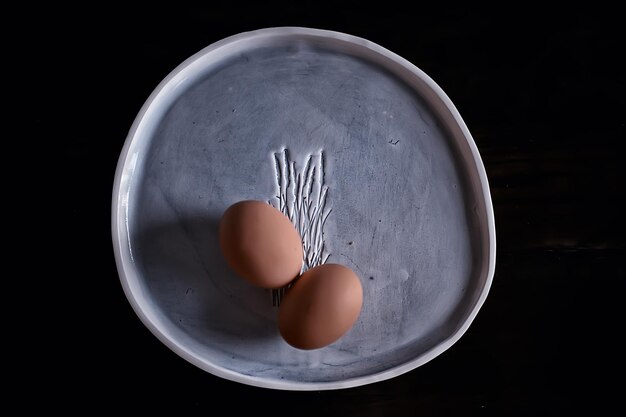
[112,27,496,390]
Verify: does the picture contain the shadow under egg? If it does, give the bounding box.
[131,214,281,346]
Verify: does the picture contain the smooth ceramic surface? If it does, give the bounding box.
[112,27,496,390]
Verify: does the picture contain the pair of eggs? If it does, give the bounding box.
[219,200,363,350]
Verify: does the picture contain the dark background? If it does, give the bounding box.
[40,3,624,415]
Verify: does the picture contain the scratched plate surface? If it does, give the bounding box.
[112,28,495,390]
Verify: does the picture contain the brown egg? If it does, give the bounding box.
[278,263,363,350]
[219,200,303,289]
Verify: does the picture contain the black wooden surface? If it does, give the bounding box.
[43,4,624,414]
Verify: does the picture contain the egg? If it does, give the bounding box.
[278,263,363,350]
[219,200,303,289]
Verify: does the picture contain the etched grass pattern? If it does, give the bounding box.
[270,149,331,305]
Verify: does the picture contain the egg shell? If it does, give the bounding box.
[278,263,363,350]
[219,200,303,289]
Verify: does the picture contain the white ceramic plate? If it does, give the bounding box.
[112,27,496,390]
